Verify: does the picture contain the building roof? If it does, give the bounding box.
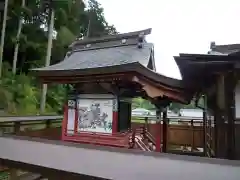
[174,53,237,90]
[33,43,153,73]
[33,29,153,73]
[33,29,151,74]
[32,29,193,103]
[209,42,240,55]
[32,29,185,89]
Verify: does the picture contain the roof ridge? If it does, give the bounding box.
[213,43,240,47]
[69,41,138,54]
[69,28,152,48]
[69,42,153,54]
[210,43,240,54]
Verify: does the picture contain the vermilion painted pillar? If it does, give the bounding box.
[155,109,162,152]
[112,98,118,134]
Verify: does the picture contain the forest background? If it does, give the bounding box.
[0,0,198,115]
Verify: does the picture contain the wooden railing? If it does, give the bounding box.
[167,119,204,152]
[0,115,62,135]
[139,126,156,144]
[131,115,207,155]
[0,115,62,179]
[135,136,151,151]
[0,114,208,155]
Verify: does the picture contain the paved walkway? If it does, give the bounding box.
[0,136,240,180]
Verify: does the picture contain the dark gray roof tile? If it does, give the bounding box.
[70,28,152,48]
[33,43,153,71]
[210,43,240,55]
[32,29,190,97]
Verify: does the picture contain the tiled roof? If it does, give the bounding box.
[32,29,188,95]
[210,42,240,55]
[32,28,159,75]
[174,53,236,86]
[33,43,153,72]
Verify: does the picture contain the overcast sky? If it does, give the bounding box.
[98,0,240,79]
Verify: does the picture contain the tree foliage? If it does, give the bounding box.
[132,98,155,110]
[169,98,204,113]
[132,97,203,113]
[0,0,117,115]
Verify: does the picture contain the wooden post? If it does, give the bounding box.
[46,119,51,129]
[14,122,20,134]
[203,95,207,156]
[191,119,195,152]
[144,116,148,131]
[225,71,236,159]
[155,108,161,152]
[215,74,227,158]
[129,128,136,149]
[9,169,18,180]
[162,109,167,153]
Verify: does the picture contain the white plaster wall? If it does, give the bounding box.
[235,82,240,118]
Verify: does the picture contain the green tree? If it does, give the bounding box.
[87,0,117,37]
[12,0,25,74]
[0,0,117,115]
[132,98,155,110]
[40,1,55,113]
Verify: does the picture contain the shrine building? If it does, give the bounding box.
[33,29,192,152]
